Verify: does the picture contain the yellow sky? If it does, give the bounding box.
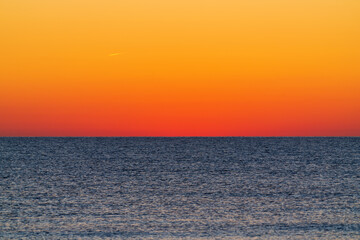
[1,0,359,136]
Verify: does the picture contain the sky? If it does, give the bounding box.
[1,0,359,136]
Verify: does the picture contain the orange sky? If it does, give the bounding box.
[1,0,359,136]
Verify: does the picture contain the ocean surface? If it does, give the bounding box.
[0,137,359,239]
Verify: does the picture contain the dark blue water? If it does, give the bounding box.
[1,137,359,239]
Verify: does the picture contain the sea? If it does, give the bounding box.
[0,137,359,239]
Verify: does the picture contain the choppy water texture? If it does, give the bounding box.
[0,137,359,239]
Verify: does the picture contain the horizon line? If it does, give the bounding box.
[0,136,359,138]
